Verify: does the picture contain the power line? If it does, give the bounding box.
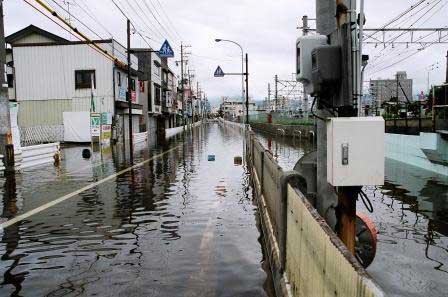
[149,0,182,41]
[23,0,127,67]
[121,0,166,43]
[139,0,180,45]
[49,0,104,40]
[74,0,114,38]
[110,0,162,48]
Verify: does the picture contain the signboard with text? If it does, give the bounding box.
[90,113,101,137]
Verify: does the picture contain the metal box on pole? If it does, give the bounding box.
[327,117,385,186]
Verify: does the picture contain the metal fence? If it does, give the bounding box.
[20,125,64,146]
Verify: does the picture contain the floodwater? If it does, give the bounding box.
[0,122,275,297]
[252,130,448,297]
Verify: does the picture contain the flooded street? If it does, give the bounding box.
[252,130,448,297]
[0,123,274,297]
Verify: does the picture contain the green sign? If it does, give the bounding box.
[91,113,101,137]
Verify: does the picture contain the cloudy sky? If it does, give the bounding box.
[5,0,448,103]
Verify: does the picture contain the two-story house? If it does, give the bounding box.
[6,25,142,143]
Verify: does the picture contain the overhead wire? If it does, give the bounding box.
[23,0,126,67]
[49,0,105,40]
[147,0,182,42]
[139,0,180,46]
[365,0,448,75]
[74,0,114,38]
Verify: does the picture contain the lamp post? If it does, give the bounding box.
[215,39,245,122]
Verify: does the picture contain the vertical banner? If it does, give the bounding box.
[90,113,101,139]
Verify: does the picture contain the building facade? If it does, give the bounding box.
[369,71,413,109]
[220,98,256,120]
[6,25,142,143]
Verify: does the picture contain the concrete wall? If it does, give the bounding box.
[219,119,385,297]
[251,122,316,139]
[386,133,448,176]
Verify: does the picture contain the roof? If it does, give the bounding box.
[6,25,68,45]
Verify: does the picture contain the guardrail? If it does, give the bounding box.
[220,119,384,297]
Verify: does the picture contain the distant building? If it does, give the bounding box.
[369,71,413,108]
[220,97,256,120]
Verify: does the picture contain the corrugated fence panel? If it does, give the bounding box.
[253,140,264,179]
[262,152,283,238]
[18,100,72,126]
[286,185,384,297]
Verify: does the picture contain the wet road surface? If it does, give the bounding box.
[0,123,274,297]
[253,130,448,297]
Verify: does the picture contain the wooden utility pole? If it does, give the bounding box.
[0,1,14,172]
[180,43,185,126]
[335,0,357,255]
[245,53,249,125]
[127,19,134,164]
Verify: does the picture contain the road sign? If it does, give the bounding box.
[158,40,174,58]
[214,66,225,77]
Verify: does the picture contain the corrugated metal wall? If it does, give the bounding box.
[13,43,115,126]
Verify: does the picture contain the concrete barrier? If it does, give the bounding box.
[250,122,316,139]
[166,121,203,139]
[0,154,4,171]
[216,118,385,297]
[16,143,60,170]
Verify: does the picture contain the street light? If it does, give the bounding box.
[215,38,245,122]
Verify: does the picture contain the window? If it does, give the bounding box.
[75,70,95,89]
[154,84,161,105]
[7,74,13,88]
[130,78,136,91]
[153,62,160,76]
[117,72,121,87]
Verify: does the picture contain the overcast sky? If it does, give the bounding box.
[5,0,448,103]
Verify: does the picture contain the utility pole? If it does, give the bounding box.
[274,75,278,111]
[445,50,448,83]
[245,53,249,125]
[196,81,199,121]
[267,83,271,111]
[0,1,14,172]
[180,43,186,126]
[302,16,309,119]
[127,19,134,164]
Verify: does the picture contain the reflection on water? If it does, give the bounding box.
[0,123,274,297]
[252,131,448,297]
[254,131,315,171]
[363,159,448,297]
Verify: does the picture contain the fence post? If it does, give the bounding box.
[278,171,308,272]
[405,105,408,134]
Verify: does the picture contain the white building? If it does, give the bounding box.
[220,98,256,120]
[6,25,143,143]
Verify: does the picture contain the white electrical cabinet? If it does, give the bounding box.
[296,35,327,94]
[327,117,385,186]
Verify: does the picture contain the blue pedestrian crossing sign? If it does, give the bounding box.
[214,66,225,77]
[158,40,174,58]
